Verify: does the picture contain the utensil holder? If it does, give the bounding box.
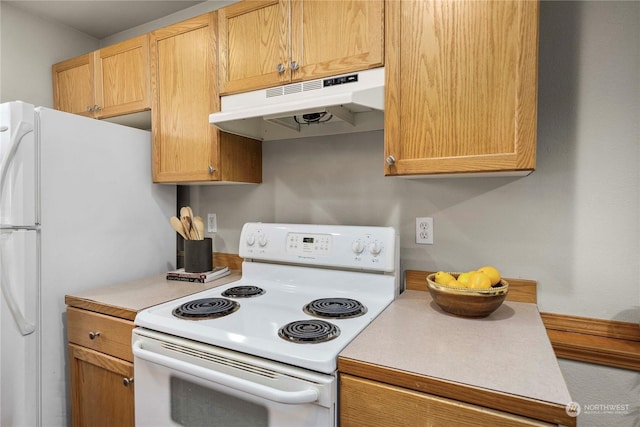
[184,238,213,273]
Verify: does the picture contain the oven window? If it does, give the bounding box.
[170,376,268,427]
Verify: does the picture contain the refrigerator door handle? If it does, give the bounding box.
[0,120,34,205]
[0,231,36,336]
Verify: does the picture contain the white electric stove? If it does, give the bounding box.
[132,223,398,427]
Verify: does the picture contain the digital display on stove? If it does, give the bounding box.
[287,232,332,256]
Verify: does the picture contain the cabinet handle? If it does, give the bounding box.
[208,165,215,174]
[122,377,134,387]
[276,63,286,73]
[385,155,396,166]
[88,331,100,340]
[290,61,299,71]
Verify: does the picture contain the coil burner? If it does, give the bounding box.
[172,298,239,319]
[303,298,367,319]
[221,286,265,298]
[278,320,340,344]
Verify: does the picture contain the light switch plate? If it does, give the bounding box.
[207,213,217,233]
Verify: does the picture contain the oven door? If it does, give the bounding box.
[132,328,336,427]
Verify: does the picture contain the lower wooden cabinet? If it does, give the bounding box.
[67,307,135,427]
[340,374,555,427]
[68,344,134,427]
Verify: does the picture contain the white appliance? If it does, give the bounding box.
[0,101,176,427]
[133,222,398,427]
[209,67,384,141]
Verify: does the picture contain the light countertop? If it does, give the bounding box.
[339,290,574,424]
[65,271,241,320]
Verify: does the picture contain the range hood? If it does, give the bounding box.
[209,68,384,141]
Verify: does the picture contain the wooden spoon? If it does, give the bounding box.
[170,216,188,240]
[180,206,191,220]
[181,216,194,240]
[193,216,205,240]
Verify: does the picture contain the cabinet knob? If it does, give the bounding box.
[208,165,215,174]
[385,155,396,166]
[86,106,93,112]
[276,63,286,73]
[122,377,134,387]
[93,105,102,111]
[88,331,100,340]
[290,61,299,71]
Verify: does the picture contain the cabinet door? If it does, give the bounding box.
[52,53,95,117]
[290,0,384,82]
[384,0,538,176]
[151,14,219,182]
[68,344,134,427]
[218,0,290,95]
[151,13,262,183]
[340,375,555,427]
[95,34,150,118]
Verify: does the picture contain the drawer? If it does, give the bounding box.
[67,307,134,362]
[340,375,556,427]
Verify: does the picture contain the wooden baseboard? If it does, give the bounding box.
[406,270,640,372]
[540,313,640,371]
[213,252,244,271]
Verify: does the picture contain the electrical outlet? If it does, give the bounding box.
[416,217,433,245]
[207,213,217,233]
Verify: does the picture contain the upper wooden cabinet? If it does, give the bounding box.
[384,0,539,177]
[218,0,384,95]
[150,13,261,183]
[52,35,150,119]
[52,53,95,117]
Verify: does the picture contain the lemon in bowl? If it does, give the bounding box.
[426,271,509,318]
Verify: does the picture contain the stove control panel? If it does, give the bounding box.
[286,232,332,256]
[239,223,396,272]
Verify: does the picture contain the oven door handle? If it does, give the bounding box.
[133,341,320,404]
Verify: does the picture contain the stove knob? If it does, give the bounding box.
[351,240,364,254]
[368,241,383,256]
[246,233,256,246]
[258,234,268,247]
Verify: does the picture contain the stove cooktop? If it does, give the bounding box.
[135,223,398,374]
[135,263,395,373]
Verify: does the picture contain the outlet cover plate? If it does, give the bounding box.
[416,217,433,245]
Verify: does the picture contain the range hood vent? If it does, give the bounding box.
[209,68,384,141]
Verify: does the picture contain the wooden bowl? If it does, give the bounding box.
[426,273,509,318]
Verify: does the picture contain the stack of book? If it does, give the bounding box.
[166,266,230,283]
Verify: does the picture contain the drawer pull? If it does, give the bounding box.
[88,331,101,340]
[123,377,134,387]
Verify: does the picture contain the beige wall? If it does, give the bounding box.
[0,2,98,106]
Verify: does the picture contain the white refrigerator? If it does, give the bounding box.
[0,101,176,426]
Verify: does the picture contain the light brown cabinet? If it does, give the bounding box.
[150,13,261,183]
[217,0,384,95]
[66,307,135,427]
[340,375,555,427]
[384,0,539,177]
[52,34,150,119]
